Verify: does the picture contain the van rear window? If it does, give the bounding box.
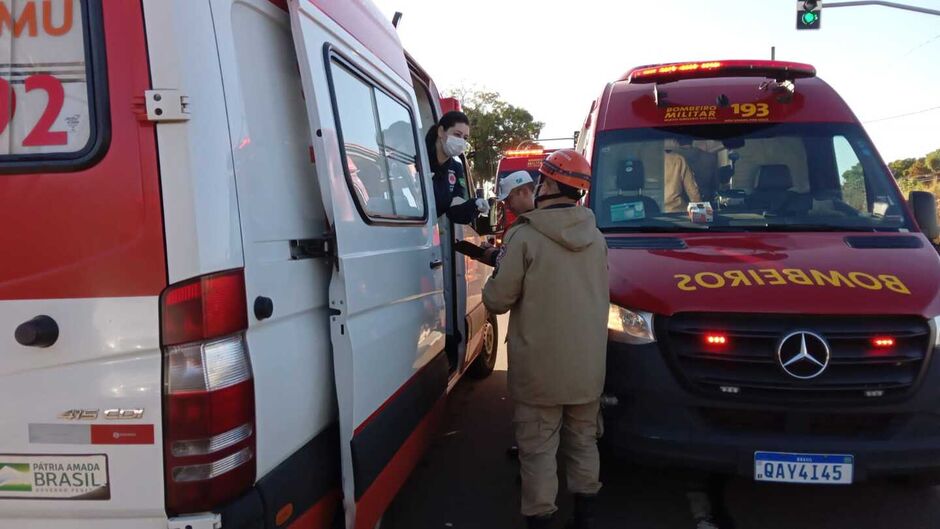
[0,0,107,170]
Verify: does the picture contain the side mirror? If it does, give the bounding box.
[909,191,939,240]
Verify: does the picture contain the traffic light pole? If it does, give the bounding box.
[826,1,940,17]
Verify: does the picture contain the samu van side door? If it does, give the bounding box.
[289,3,448,527]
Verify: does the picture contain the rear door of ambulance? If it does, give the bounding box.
[0,2,168,528]
[289,2,448,527]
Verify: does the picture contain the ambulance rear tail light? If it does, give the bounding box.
[161,269,256,515]
[623,60,816,84]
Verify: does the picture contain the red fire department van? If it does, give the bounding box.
[0,1,497,529]
[494,148,553,235]
[579,60,940,485]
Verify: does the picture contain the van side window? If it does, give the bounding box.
[834,136,867,212]
[0,0,109,171]
[330,61,426,221]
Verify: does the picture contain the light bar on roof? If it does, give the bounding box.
[503,149,544,157]
[623,60,816,84]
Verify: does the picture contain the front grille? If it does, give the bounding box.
[661,313,932,403]
[698,408,901,439]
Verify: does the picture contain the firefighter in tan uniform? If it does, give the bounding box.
[483,149,609,529]
[663,151,702,213]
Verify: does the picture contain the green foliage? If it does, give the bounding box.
[898,175,928,197]
[889,149,940,207]
[909,159,931,176]
[446,88,544,181]
[926,149,940,173]
[888,158,916,178]
[840,163,867,211]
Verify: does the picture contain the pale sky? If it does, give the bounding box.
[372,0,940,163]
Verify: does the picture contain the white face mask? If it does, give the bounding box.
[443,135,468,157]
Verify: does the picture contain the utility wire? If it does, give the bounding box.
[863,105,940,123]
[901,32,940,57]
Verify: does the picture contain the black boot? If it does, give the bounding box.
[526,514,554,529]
[566,494,597,529]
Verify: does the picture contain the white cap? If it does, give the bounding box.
[497,170,534,201]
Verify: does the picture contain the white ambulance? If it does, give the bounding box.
[0,1,498,528]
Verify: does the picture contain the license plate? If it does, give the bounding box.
[0,454,110,500]
[754,451,853,485]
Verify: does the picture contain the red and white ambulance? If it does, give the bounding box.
[0,1,497,528]
[580,60,940,486]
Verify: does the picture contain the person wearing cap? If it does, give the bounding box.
[482,149,609,529]
[476,170,536,267]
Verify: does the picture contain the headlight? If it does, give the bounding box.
[608,304,656,344]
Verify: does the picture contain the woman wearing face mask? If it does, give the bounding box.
[425,111,490,224]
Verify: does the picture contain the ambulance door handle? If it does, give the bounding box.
[15,315,59,348]
[430,259,444,269]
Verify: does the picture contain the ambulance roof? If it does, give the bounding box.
[596,60,858,132]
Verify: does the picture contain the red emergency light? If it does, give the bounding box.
[704,333,728,346]
[622,60,816,84]
[503,149,544,157]
[872,337,895,348]
[439,96,462,114]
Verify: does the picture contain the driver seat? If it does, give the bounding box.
[603,159,660,222]
[748,164,795,212]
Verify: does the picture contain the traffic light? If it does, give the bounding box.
[797,0,822,30]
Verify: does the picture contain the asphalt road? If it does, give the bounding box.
[384,315,940,529]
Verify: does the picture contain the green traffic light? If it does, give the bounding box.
[802,11,819,25]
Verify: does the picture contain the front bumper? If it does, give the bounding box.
[602,340,940,481]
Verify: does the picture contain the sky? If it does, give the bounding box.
[372,0,940,163]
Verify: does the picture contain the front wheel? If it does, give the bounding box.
[466,314,498,379]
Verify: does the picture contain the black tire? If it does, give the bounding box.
[466,314,498,379]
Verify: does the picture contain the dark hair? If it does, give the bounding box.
[556,181,585,200]
[425,111,470,166]
[540,172,584,200]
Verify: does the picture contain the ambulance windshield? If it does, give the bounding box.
[591,123,914,232]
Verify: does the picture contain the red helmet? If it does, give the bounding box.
[538,149,592,191]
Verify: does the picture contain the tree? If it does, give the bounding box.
[888,158,917,179]
[841,163,867,211]
[926,149,940,173]
[446,88,544,181]
[909,158,931,177]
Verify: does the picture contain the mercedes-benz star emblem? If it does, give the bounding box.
[777,331,830,380]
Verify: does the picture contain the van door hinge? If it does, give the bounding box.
[167,513,221,529]
[145,89,190,122]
